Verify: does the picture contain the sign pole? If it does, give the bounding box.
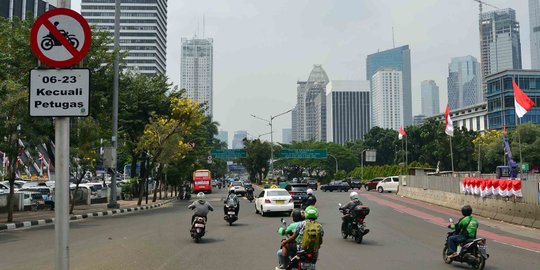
[55,117,70,270]
[108,0,120,209]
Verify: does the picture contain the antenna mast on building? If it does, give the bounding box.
[203,16,205,38]
[392,27,395,48]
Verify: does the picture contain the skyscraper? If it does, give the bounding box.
[326,80,370,145]
[530,0,540,69]
[181,37,214,116]
[232,131,247,149]
[216,130,228,147]
[282,128,292,144]
[293,65,329,142]
[420,80,440,116]
[480,8,522,97]
[0,0,55,19]
[371,68,402,131]
[447,56,482,110]
[366,45,412,126]
[81,0,167,75]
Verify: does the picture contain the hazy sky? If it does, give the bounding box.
[71,0,532,146]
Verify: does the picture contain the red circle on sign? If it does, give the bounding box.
[30,8,92,68]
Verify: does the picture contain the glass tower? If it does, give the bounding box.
[447,56,482,110]
[181,37,213,116]
[530,0,540,69]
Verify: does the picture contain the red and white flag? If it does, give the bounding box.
[445,104,454,136]
[398,127,406,140]
[513,79,534,118]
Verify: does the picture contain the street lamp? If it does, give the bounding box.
[360,149,375,180]
[328,154,338,177]
[251,109,292,178]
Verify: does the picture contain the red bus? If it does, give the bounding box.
[193,169,212,193]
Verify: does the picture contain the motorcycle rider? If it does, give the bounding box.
[188,192,214,227]
[339,191,366,233]
[276,209,305,270]
[223,189,240,217]
[281,206,324,268]
[304,188,317,208]
[447,205,479,259]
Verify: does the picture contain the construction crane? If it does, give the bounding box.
[472,0,499,100]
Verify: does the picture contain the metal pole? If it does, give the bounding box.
[361,151,364,180]
[108,0,120,209]
[449,136,454,172]
[269,120,274,178]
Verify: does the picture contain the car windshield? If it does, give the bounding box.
[291,186,307,192]
[266,190,289,196]
[232,182,242,186]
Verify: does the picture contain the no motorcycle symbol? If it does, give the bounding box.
[30,8,91,68]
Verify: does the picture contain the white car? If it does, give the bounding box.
[254,188,294,216]
[229,181,246,196]
[376,176,400,193]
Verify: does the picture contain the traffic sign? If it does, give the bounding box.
[279,149,328,159]
[211,149,247,159]
[29,69,90,117]
[207,155,213,164]
[30,8,92,68]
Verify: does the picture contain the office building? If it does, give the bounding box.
[531,0,540,69]
[291,106,297,143]
[371,68,403,131]
[0,0,55,19]
[480,8,522,97]
[216,130,228,147]
[421,80,440,116]
[293,65,329,142]
[81,0,167,75]
[326,80,370,145]
[366,45,412,126]
[447,56,482,110]
[181,37,213,116]
[232,130,247,149]
[428,103,488,132]
[413,115,426,126]
[486,70,540,129]
[282,128,292,144]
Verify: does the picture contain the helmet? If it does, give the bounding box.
[229,189,235,194]
[461,205,472,216]
[196,192,205,200]
[291,208,304,222]
[307,188,314,195]
[304,206,319,220]
[350,191,359,201]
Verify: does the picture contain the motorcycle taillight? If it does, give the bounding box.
[356,217,364,222]
[479,239,486,245]
[306,253,313,259]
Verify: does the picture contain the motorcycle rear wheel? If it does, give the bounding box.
[341,231,348,239]
[473,255,486,270]
[442,247,453,264]
[355,232,363,244]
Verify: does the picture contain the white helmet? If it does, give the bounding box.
[307,188,314,195]
[196,192,206,200]
[350,191,359,201]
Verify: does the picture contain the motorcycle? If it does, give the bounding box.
[224,204,238,225]
[443,218,489,270]
[246,190,254,202]
[217,182,222,189]
[40,25,80,51]
[338,203,370,244]
[190,216,206,243]
[179,186,191,200]
[276,218,317,270]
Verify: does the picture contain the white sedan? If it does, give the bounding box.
[254,188,294,216]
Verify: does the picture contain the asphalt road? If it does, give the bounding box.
[0,187,539,270]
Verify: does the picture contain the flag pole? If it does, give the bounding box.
[405,134,408,169]
[517,116,523,167]
[449,136,454,172]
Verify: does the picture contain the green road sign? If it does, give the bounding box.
[521,163,529,172]
[279,149,328,159]
[211,149,246,159]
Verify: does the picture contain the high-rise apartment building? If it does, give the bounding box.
[181,37,214,116]
[480,8,522,97]
[0,0,55,19]
[366,45,412,126]
[282,128,292,144]
[420,80,440,116]
[232,130,247,149]
[81,0,167,75]
[293,65,329,142]
[371,68,403,131]
[326,80,370,145]
[447,56,482,110]
[530,0,540,69]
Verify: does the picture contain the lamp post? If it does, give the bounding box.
[360,149,375,180]
[251,109,292,178]
[328,154,338,176]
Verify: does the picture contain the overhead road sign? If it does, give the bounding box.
[279,149,328,159]
[211,149,247,159]
[30,8,92,68]
[29,69,90,117]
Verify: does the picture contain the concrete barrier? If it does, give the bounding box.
[398,186,538,228]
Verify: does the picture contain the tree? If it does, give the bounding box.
[239,139,271,183]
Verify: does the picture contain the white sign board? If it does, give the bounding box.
[365,150,377,162]
[29,69,90,117]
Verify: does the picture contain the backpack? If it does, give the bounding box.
[300,220,322,252]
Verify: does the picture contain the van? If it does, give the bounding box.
[376,176,400,193]
[16,191,45,211]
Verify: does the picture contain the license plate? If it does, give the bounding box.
[228,211,235,214]
[301,262,315,269]
[275,200,284,204]
[194,223,205,228]
[478,246,488,257]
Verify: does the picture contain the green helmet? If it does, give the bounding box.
[304,206,319,220]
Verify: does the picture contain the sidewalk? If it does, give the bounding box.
[0,195,175,232]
